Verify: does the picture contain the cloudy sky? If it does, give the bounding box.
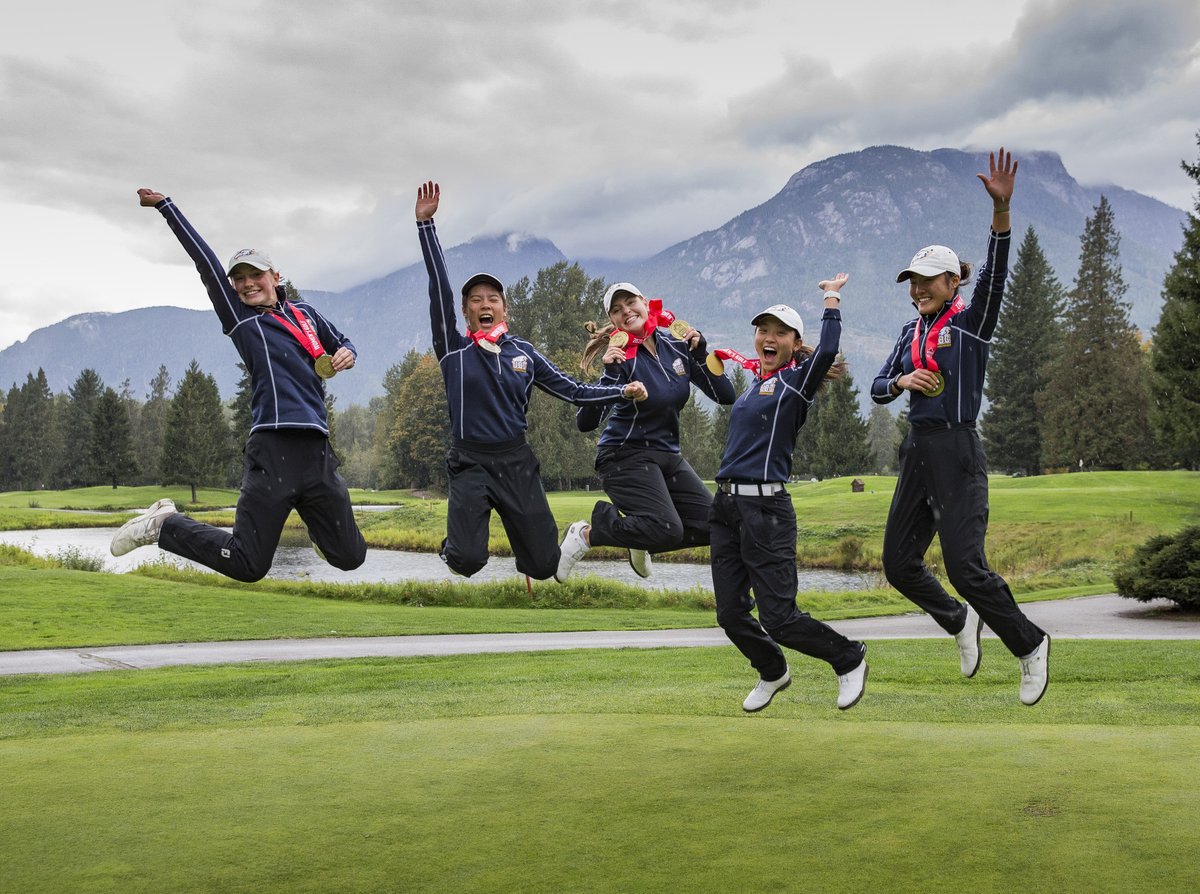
[1,0,1197,348]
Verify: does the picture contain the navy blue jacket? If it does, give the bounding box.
[418,219,631,443]
[716,308,841,482]
[157,199,355,436]
[577,332,735,452]
[871,229,1011,426]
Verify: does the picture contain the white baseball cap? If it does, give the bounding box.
[603,282,644,313]
[896,245,960,282]
[751,304,804,339]
[226,248,276,274]
[461,272,506,299]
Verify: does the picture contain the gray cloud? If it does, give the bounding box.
[1,0,1196,319]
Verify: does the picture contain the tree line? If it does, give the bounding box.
[3,138,1198,494]
[981,133,1200,474]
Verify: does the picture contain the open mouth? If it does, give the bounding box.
[479,312,494,326]
[762,347,778,362]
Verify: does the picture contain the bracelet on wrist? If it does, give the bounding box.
[823,290,841,301]
[993,204,1010,213]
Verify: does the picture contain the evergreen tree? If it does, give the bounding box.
[161,360,232,503]
[1039,197,1153,470]
[2,370,57,491]
[90,387,140,488]
[229,362,254,451]
[1150,132,1200,469]
[679,389,720,480]
[136,365,172,485]
[57,368,105,487]
[866,404,901,474]
[981,227,1066,475]
[791,396,817,478]
[809,368,873,479]
[0,386,10,489]
[712,365,748,459]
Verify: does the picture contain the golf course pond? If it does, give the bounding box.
[0,527,873,592]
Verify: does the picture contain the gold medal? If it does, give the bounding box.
[609,330,629,348]
[922,372,945,397]
[669,319,691,340]
[315,354,336,379]
[477,339,501,355]
[706,353,725,375]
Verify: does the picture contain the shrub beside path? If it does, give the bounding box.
[2,594,1196,677]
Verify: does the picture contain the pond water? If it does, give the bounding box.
[0,527,873,593]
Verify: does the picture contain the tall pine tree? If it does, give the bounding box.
[1039,197,1152,470]
[90,387,140,488]
[57,368,105,487]
[808,368,872,479]
[135,365,172,485]
[1150,131,1200,469]
[679,389,720,480]
[161,360,232,503]
[866,404,901,474]
[2,370,58,491]
[981,227,1066,475]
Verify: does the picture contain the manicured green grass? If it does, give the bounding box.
[0,563,723,651]
[2,641,1198,892]
[0,553,1109,652]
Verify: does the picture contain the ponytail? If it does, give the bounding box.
[792,342,846,386]
[581,320,617,372]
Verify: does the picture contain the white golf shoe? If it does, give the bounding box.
[743,669,791,712]
[1019,635,1051,706]
[955,604,983,677]
[110,498,177,557]
[554,521,590,583]
[627,548,652,578]
[836,654,869,710]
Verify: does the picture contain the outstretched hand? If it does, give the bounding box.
[415,181,440,221]
[818,272,849,292]
[137,188,166,207]
[977,147,1017,207]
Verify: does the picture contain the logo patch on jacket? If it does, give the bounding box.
[758,378,778,395]
[937,328,952,348]
[672,358,686,376]
[511,356,529,373]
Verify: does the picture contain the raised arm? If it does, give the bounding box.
[139,188,244,333]
[967,149,1018,339]
[415,181,466,359]
[977,147,1016,235]
[787,273,848,401]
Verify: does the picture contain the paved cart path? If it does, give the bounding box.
[2,594,1196,676]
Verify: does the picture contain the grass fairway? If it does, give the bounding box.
[3,641,1198,893]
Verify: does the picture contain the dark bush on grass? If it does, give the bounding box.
[1113,526,1200,608]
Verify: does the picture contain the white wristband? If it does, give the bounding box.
[824,290,841,301]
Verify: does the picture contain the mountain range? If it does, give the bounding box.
[0,146,1187,409]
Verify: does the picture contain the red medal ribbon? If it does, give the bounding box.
[617,299,676,360]
[911,294,965,373]
[713,347,795,379]
[270,302,327,362]
[468,321,509,346]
